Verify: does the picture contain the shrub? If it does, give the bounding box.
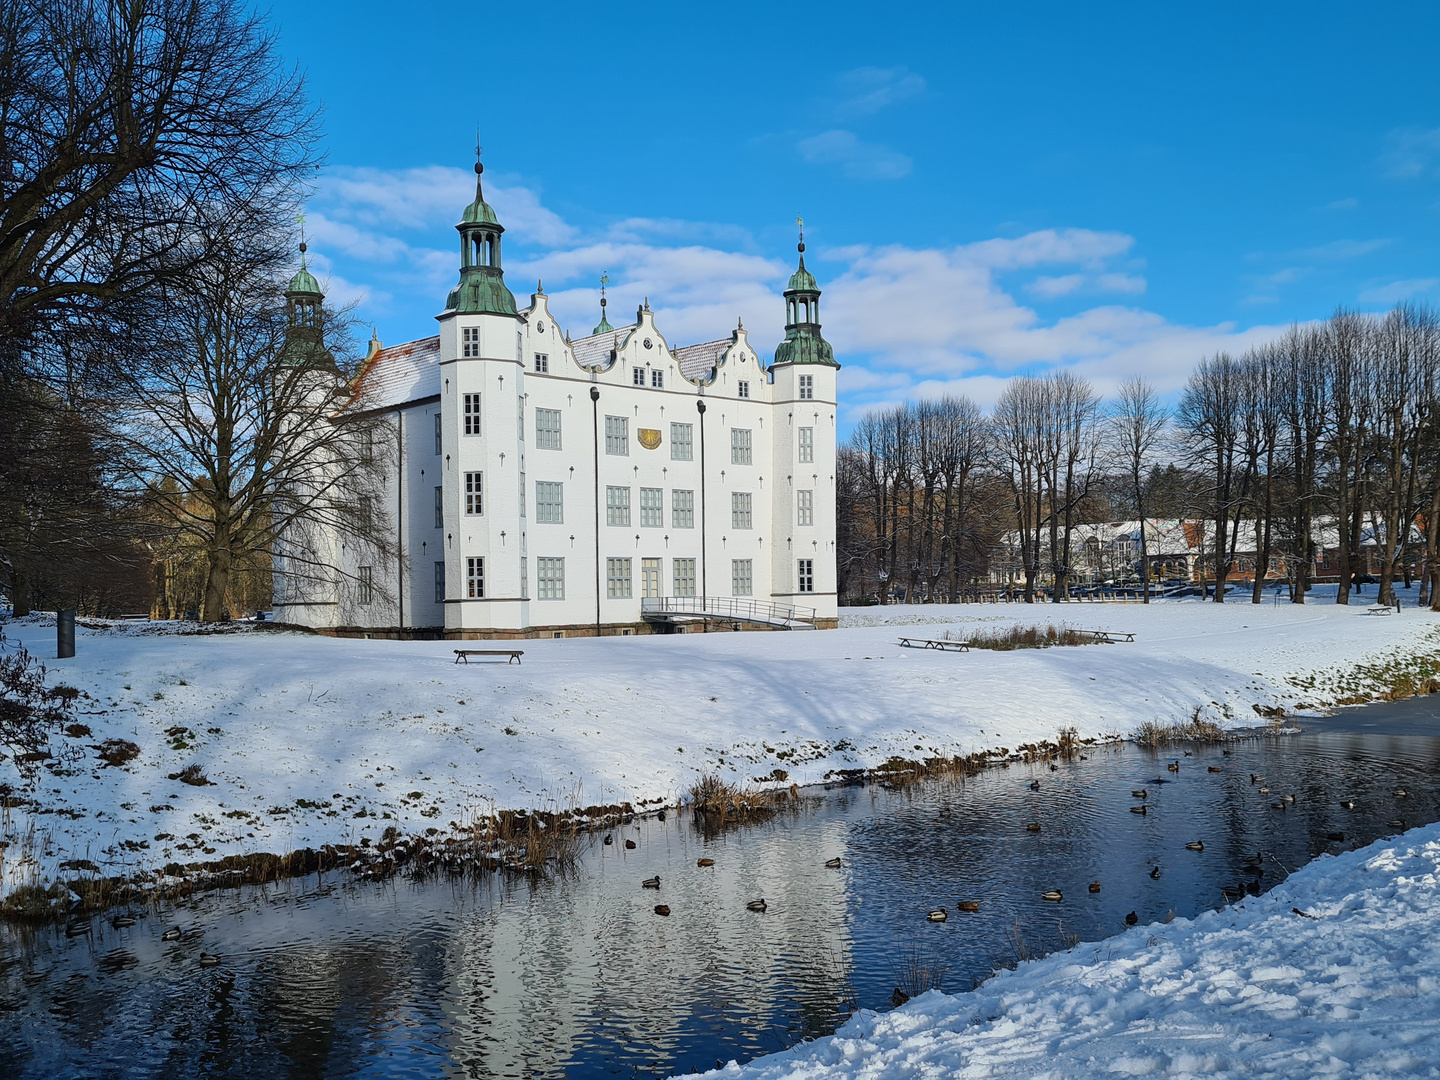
[949,624,1099,651]
[0,631,78,783]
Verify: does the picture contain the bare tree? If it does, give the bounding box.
[1178,354,1245,601]
[1108,378,1168,601]
[993,377,1047,602]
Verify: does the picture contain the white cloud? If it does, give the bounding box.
[959,228,1134,270]
[1358,278,1439,305]
[835,67,926,117]
[1028,274,1086,298]
[1383,127,1440,179]
[1301,238,1390,260]
[1026,270,1146,299]
[797,130,913,180]
[1096,272,1147,295]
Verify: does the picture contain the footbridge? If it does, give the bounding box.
[641,596,817,630]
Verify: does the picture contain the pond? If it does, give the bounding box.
[3,707,1439,1079]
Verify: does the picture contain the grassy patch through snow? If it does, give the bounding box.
[946,624,1102,651]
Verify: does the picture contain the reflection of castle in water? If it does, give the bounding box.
[438,813,853,1074]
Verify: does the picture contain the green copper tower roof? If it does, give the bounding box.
[773,228,838,368]
[280,243,335,369]
[445,159,517,317]
[592,270,614,335]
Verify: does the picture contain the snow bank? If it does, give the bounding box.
[692,821,1440,1079]
[2,598,1437,896]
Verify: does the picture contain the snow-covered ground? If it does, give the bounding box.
[2,595,1438,897]
[694,821,1440,1080]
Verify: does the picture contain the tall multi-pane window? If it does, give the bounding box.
[464,472,483,515]
[463,392,482,435]
[651,369,664,389]
[434,486,443,528]
[639,488,663,527]
[520,556,528,599]
[517,403,524,441]
[798,427,814,463]
[434,561,445,603]
[799,374,814,400]
[670,423,693,461]
[519,472,526,517]
[434,413,442,455]
[534,353,549,373]
[797,558,815,593]
[535,481,563,523]
[535,408,562,450]
[732,559,753,596]
[357,566,373,606]
[672,489,695,528]
[605,416,628,455]
[357,495,372,533]
[673,558,696,597]
[737,380,750,399]
[731,492,752,529]
[605,485,630,526]
[632,367,645,387]
[466,556,484,598]
[537,557,565,599]
[797,490,814,526]
[606,557,633,598]
[462,326,481,358]
[731,428,752,465]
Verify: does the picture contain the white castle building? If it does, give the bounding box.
[272,158,840,637]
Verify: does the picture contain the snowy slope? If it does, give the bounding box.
[690,821,1440,1080]
[2,597,1438,896]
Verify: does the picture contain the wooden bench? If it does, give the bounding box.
[1076,629,1135,643]
[454,649,525,665]
[897,636,970,652]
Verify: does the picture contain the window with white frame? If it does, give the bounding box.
[605,485,630,526]
[606,557,632,598]
[797,558,814,593]
[534,353,549,373]
[466,556,484,598]
[732,558,753,596]
[517,403,524,441]
[535,408,562,450]
[519,472,526,517]
[464,471,483,515]
[357,566,373,606]
[651,369,664,389]
[670,423,693,461]
[434,486,443,528]
[798,426,814,463]
[463,392,481,435]
[672,489,694,528]
[737,380,750,399]
[797,489,814,526]
[462,326,481,358]
[673,558,696,597]
[799,373,814,400]
[640,487,663,527]
[632,367,645,386]
[434,413,442,455]
[537,557,565,599]
[731,491,752,529]
[535,481,563,523]
[434,561,445,603]
[605,415,628,455]
[357,495,372,533]
[520,556,528,599]
[731,427,752,465]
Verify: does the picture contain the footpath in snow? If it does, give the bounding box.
[693,821,1440,1080]
[1,597,1438,898]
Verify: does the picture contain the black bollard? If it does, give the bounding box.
[57,607,76,659]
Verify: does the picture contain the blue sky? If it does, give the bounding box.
[274,1,1440,418]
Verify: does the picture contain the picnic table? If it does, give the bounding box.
[1075,629,1135,643]
[454,648,525,665]
[897,636,970,652]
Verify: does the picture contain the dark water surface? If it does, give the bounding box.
[4,715,1440,1079]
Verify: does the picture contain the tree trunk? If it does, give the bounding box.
[10,570,31,617]
[201,543,232,622]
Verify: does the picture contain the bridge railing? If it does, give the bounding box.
[641,596,817,625]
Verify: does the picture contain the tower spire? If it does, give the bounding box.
[773,214,837,369]
[443,139,517,316]
[592,270,614,335]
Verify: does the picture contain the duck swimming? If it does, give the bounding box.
[747,899,767,912]
[957,900,980,912]
[927,909,948,922]
[1042,890,1063,902]
[825,857,842,869]
[1185,841,1204,852]
[642,876,660,889]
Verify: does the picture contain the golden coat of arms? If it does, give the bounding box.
[637,428,662,450]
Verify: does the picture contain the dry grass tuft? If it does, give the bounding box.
[94,739,140,767]
[951,624,1101,651]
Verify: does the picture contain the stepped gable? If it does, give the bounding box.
[349,335,441,409]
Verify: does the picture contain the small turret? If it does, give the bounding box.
[592,270,614,335]
[773,217,837,368]
[444,147,518,316]
[280,241,336,369]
